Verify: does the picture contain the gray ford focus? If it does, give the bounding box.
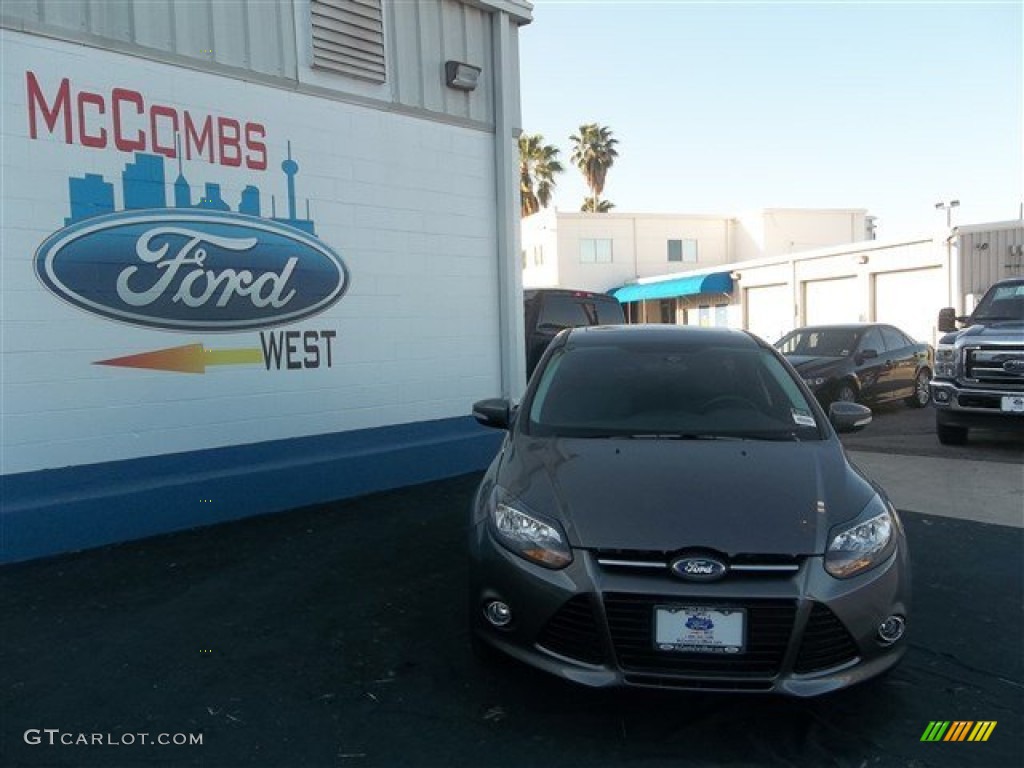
[469,325,909,696]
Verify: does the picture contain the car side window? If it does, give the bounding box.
[880,326,910,351]
[858,328,884,355]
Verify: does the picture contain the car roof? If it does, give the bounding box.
[523,288,619,302]
[565,323,761,348]
[786,323,884,332]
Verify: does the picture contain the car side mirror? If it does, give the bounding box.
[856,348,878,363]
[829,401,872,433]
[937,307,957,333]
[472,398,512,430]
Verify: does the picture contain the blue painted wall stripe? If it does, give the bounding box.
[2,416,503,565]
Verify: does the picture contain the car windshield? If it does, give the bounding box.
[527,340,823,440]
[775,328,858,357]
[971,282,1024,322]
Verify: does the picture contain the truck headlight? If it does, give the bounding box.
[934,345,956,378]
[825,496,896,578]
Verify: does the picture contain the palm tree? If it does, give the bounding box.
[580,198,615,213]
[570,123,619,213]
[518,133,564,218]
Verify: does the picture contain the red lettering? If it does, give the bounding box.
[244,123,267,170]
[76,92,107,149]
[184,113,214,162]
[150,106,179,158]
[112,88,145,152]
[218,118,242,167]
[26,72,72,143]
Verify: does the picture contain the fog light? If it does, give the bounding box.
[933,390,950,403]
[877,615,906,644]
[483,600,512,627]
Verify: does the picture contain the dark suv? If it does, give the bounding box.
[930,277,1024,444]
[524,289,625,377]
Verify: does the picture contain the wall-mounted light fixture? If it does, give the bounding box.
[855,254,870,265]
[445,60,481,91]
[974,242,989,250]
[729,271,742,281]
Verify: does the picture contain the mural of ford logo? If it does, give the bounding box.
[1003,359,1024,373]
[34,210,349,332]
[670,555,728,582]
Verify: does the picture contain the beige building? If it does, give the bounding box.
[522,209,1023,347]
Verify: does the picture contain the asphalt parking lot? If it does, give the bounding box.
[2,406,1022,768]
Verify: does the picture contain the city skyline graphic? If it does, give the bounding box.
[64,140,316,235]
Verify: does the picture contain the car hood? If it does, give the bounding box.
[496,435,878,555]
[785,355,845,376]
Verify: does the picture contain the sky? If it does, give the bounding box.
[517,0,1023,239]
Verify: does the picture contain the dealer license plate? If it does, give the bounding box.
[654,605,745,654]
[1001,396,1024,413]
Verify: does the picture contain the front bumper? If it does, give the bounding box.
[930,381,1024,431]
[469,523,910,696]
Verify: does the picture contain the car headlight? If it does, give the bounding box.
[825,495,896,578]
[803,376,827,388]
[934,345,957,378]
[489,491,572,569]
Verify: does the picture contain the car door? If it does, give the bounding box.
[879,325,916,399]
[853,327,891,403]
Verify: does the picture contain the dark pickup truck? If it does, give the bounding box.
[930,276,1024,444]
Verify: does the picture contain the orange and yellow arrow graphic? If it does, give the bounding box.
[95,343,263,374]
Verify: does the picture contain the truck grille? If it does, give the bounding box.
[965,346,1024,390]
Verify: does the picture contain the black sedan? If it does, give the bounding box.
[470,325,909,696]
[775,323,933,408]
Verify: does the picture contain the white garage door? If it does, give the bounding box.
[744,284,792,344]
[803,277,859,326]
[874,268,946,346]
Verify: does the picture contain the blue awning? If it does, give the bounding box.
[610,272,734,303]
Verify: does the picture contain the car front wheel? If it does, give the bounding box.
[907,369,932,408]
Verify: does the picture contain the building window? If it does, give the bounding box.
[715,304,729,327]
[311,0,386,83]
[698,305,711,327]
[580,238,613,264]
[668,239,698,263]
[533,246,544,266]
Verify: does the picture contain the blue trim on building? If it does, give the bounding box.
[1,417,503,565]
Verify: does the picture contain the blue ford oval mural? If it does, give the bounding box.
[34,209,349,332]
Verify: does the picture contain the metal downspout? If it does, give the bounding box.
[492,11,526,400]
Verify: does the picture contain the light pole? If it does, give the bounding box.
[935,199,960,228]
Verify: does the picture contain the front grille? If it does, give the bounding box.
[957,393,1003,410]
[594,550,801,581]
[623,674,773,692]
[604,594,796,678]
[535,595,606,665]
[965,347,1024,390]
[793,603,860,673]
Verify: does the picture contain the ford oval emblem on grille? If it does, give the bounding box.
[670,556,728,582]
[1003,359,1024,373]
